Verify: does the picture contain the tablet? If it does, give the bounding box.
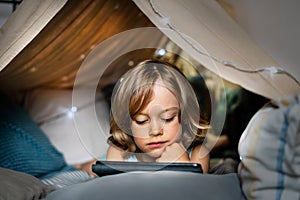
[92,161,203,177]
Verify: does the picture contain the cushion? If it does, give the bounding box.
[0,167,54,200]
[44,171,245,200]
[0,92,72,178]
[238,94,300,199]
[23,88,110,165]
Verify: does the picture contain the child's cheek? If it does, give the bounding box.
[131,124,150,139]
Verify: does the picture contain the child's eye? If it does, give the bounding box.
[162,116,175,123]
[135,120,148,125]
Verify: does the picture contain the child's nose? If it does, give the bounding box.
[149,119,163,136]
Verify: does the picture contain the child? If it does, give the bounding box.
[106,59,210,173]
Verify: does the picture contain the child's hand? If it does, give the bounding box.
[156,142,190,163]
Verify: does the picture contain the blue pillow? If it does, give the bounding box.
[0,92,73,178]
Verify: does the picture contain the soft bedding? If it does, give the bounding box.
[22,88,110,165]
[0,167,54,200]
[0,91,246,200]
[0,92,95,193]
[43,171,245,200]
[0,92,72,178]
[9,88,300,199]
[239,94,300,199]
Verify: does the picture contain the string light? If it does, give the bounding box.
[70,106,78,112]
[29,67,37,72]
[37,102,95,126]
[67,106,78,118]
[157,48,166,56]
[128,60,134,66]
[148,0,300,86]
[80,54,86,60]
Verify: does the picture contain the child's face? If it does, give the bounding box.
[131,83,181,161]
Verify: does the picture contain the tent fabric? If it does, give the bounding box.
[0,0,68,72]
[0,0,299,98]
[0,0,157,92]
[226,0,300,87]
[133,0,300,99]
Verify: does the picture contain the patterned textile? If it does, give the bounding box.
[239,95,300,200]
[41,169,95,189]
[0,92,72,178]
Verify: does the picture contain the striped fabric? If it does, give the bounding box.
[238,95,300,200]
[41,169,95,189]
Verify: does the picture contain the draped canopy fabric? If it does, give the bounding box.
[0,0,68,72]
[0,0,299,99]
[133,0,300,99]
[0,0,158,92]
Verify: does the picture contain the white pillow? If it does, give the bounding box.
[45,172,245,200]
[23,88,110,165]
[238,95,300,199]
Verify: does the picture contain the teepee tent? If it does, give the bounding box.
[0,1,300,199]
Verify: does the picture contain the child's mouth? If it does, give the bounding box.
[148,141,166,148]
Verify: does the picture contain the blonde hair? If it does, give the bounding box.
[108,59,208,153]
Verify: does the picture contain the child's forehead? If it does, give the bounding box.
[147,84,179,106]
[129,79,181,111]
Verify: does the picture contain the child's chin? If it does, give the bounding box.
[147,150,164,160]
